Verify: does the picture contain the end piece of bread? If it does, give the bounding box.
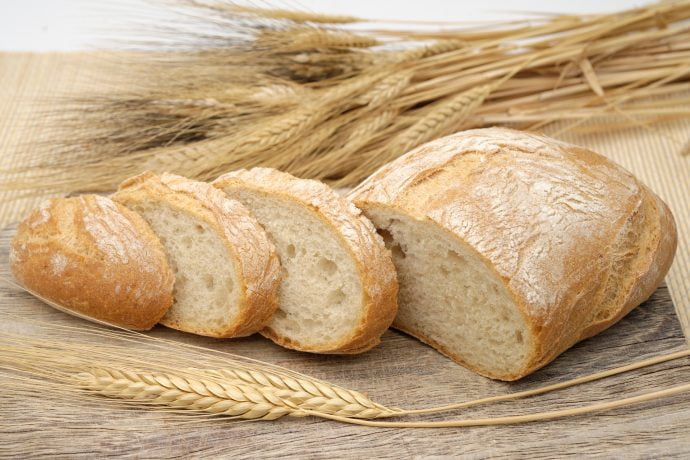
[213,167,398,354]
[10,195,174,330]
[112,172,281,338]
[350,127,677,380]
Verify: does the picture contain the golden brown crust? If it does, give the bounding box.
[10,195,174,330]
[113,172,282,338]
[579,187,678,340]
[350,127,677,380]
[213,167,398,354]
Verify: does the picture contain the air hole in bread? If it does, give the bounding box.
[391,244,406,260]
[377,228,394,245]
[318,257,337,276]
[195,224,206,234]
[377,228,406,260]
[286,244,296,259]
[327,288,346,305]
[204,274,215,289]
[447,250,464,264]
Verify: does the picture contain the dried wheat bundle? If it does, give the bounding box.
[2,0,690,196]
[1,311,690,429]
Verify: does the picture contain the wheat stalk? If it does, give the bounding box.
[277,28,380,50]
[70,349,690,427]
[220,5,361,24]
[75,366,400,419]
[2,1,690,196]
[311,382,690,428]
[66,350,690,425]
[1,309,689,428]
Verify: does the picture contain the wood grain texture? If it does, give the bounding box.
[0,224,689,459]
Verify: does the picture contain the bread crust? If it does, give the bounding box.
[350,127,677,380]
[10,195,174,330]
[113,172,282,338]
[213,167,398,354]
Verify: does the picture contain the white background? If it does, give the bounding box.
[1,0,645,51]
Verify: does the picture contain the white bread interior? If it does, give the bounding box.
[123,199,241,336]
[227,188,363,351]
[367,207,531,376]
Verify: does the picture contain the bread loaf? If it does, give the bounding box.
[10,195,174,330]
[113,172,281,338]
[349,128,677,380]
[213,168,398,353]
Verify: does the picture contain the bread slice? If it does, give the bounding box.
[10,195,174,330]
[112,172,281,338]
[213,168,398,353]
[350,128,677,380]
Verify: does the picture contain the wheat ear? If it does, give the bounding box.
[288,29,379,49]
[199,368,401,419]
[225,5,361,24]
[73,348,690,423]
[357,71,414,107]
[75,367,401,420]
[74,368,299,420]
[395,39,467,62]
[339,83,493,185]
[394,83,493,153]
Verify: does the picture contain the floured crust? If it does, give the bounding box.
[113,172,282,337]
[10,195,174,330]
[350,127,677,380]
[213,167,398,353]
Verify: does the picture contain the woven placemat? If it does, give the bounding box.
[1,51,688,338]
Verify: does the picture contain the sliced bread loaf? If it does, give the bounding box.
[10,195,174,330]
[112,172,282,338]
[350,128,677,380]
[213,168,398,353]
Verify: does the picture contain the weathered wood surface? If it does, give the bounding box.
[0,224,689,459]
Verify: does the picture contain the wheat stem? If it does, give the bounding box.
[307,382,690,428]
[399,349,690,415]
[4,1,690,194]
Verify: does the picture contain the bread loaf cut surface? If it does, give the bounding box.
[113,172,281,338]
[213,168,398,353]
[10,195,174,330]
[350,128,677,380]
